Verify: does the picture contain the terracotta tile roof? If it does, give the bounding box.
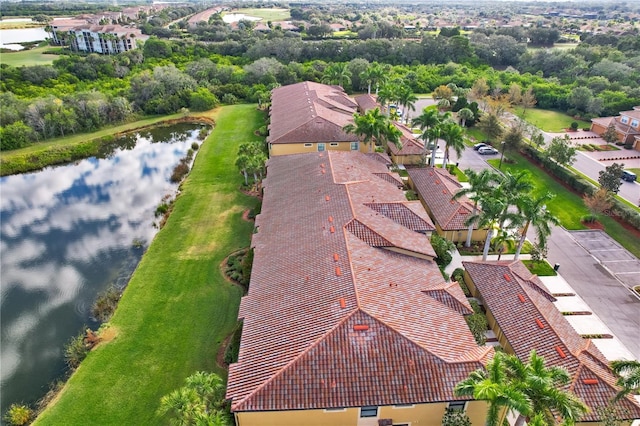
[354,94,378,112]
[388,123,425,156]
[268,82,359,145]
[463,260,640,421]
[364,202,436,233]
[227,151,492,412]
[407,168,477,231]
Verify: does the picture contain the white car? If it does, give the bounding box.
[478,146,499,155]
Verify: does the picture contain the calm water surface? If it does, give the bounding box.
[0,27,48,50]
[0,123,205,415]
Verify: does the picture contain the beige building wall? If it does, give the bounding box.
[235,401,488,426]
[269,141,364,156]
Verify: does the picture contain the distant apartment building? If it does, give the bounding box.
[50,23,146,55]
[591,106,640,150]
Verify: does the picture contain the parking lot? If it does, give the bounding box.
[570,230,640,289]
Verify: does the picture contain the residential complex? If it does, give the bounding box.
[49,22,145,55]
[591,106,640,149]
[226,151,492,425]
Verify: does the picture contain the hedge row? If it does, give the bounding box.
[521,145,640,231]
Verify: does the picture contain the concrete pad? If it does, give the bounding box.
[553,297,592,313]
[564,315,612,335]
[539,275,574,293]
[592,337,637,362]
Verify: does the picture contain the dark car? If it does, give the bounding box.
[621,170,637,182]
[474,143,488,150]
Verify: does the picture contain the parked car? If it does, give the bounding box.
[474,143,488,150]
[478,146,499,155]
[621,170,637,182]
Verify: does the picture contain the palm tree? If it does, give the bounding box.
[344,108,400,153]
[440,121,465,169]
[455,352,531,426]
[453,169,501,248]
[376,84,396,117]
[504,350,588,426]
[412,106,450,167]
[611,359,640,402]
[514,192,559,260]
[492,228,517,261]
[397,85,417,124]
[458,107,474,128]
[321,63,352,89]
[466,191,507,261]
[360,63,387,95]
[496,171,534,231]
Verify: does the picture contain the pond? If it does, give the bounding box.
[0,123,206,416]
[0,27,49,51]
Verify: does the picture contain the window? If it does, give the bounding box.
[360,406,378,417]
[330,142,339,147]
[318,143,326,152]
[621,116,629,124]
[304,143,313,148]
[324,408,346,413]
[447,401,466,411]
[393,404,415,409]
[631,119,639,128]
[350,142,359,151]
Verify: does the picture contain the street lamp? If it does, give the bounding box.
[498,141,506,169]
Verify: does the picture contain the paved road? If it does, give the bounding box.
[545,227,640,361]
[573,151,640,206]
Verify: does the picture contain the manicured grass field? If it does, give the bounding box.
[515,108,591,133]
[34,105,264,425]
[0,45,59,66]
[489,154,640,258]
[233,7,290,21]
[522,260,557,276]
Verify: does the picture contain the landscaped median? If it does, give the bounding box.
[34,104,264,425]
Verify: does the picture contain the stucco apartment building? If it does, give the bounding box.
[463,260,640,423]
[268,81,364,156]
[226,151,493,426]
[50,22,145,55]
[591,106,640,150]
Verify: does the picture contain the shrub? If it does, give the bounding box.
[170,161,189,183]
[465,313,487,345]
[155,203,169,217]
[431,233,455,268]
[191,142,199,150]
[91,286,120,322]
[224,323,243,365]
[221,93,237,105]
[198,128,208,140]
[64,331,89,369]
[582,127,590,131]
[4,404,33,426]
[442,408,471,426]
[570,122,579,131]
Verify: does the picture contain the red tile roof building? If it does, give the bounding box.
[226,151,492,424]
[463,260,640,422]
[590,106,640,149]
[407,167,486,243]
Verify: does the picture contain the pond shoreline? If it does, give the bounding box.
[0,115,216,177]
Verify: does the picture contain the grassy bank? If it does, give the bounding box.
[34,104,264,425]
[513,108,591,132]
[489,153,640,258]
[0,112,216,176]
[0,45,60,66]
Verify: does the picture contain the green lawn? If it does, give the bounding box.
[488,153,640,258]
[233,7,290,21]
[0,45,60,66]
[522,260,557,276]
[34,105,264,425]
[515,108,591,133]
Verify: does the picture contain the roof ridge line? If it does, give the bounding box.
[232,309,359,410]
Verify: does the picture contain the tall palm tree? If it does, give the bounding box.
[455,352,531,426]
[504,350,588,426]
[321,63,352,89]
[458,107,474,128]
[611,359,640,402]
[514,192,559,260]
[496,171,534,231]
[376,84,396,117]
[397,85,417,124]
[344,108,400,153]
[453,169,501,248]
[412,106,450,167]
[466,190,507,261]
[440,121,465,169]
[360,62,387,95]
